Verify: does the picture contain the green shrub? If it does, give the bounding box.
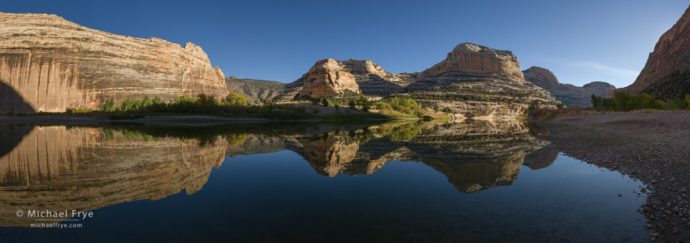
[685,94,690,109]
[224,92,250,106]
[594,92,687,111]
[101,98,116,112]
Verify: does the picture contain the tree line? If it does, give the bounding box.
[591,92,690,111]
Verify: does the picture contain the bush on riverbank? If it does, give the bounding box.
[591,92,690,111]
[308,95,435,119]
[66,92,317,119]
[61,92,406,120]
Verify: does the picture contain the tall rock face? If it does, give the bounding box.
[621,6,690,99]
[297,59,361,98]
[278,43,559,120]
[0,13,229,113]
[421,43,525,81]
[277,58,411,100]
[523,66,615,107]
[407,43,558,120]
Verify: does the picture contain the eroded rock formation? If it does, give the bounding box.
[621,6,690,99]
[278,43,559,120]
[296,59,361,98]
[523,66,615,107]
[0,12,229,113]
[421,42,524,81]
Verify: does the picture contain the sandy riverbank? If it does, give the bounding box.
[534,111,690,242]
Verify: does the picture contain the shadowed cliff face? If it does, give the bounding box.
[0,80,35,114]
[0,126,228,227]
[621,6,690,98]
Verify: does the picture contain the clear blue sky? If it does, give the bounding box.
[1,0,687,87]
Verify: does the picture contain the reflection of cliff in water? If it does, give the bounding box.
[0,120,558,227]
[280,120,558,192]
[0,126,227,227]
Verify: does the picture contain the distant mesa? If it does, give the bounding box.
[620,6,690,99]
[0,12,229,113]
[523,66,616,108]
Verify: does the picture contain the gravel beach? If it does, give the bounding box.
[535,111,690,242]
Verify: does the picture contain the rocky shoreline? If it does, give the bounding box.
[533,111,690,242]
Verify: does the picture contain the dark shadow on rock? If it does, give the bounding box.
[0,80,35,114]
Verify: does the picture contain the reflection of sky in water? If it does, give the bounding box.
[2,149,649,242]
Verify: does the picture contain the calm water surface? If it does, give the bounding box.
[0,121,649,242]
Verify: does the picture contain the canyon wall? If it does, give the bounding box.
[0,13,228,113]
[620,6,690,99]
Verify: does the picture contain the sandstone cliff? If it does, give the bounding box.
[421,43,524,81]
[278,43,559,120]
[620,6,690,99]
[406,43,558,120]
[0,12,229,113]
[523,66,615,107]
[297,59,361,98]
[277,58,411,100]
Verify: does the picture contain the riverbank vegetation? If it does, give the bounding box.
[55,92,444,120]
[308,95,442,120]
[591,92,690,111]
